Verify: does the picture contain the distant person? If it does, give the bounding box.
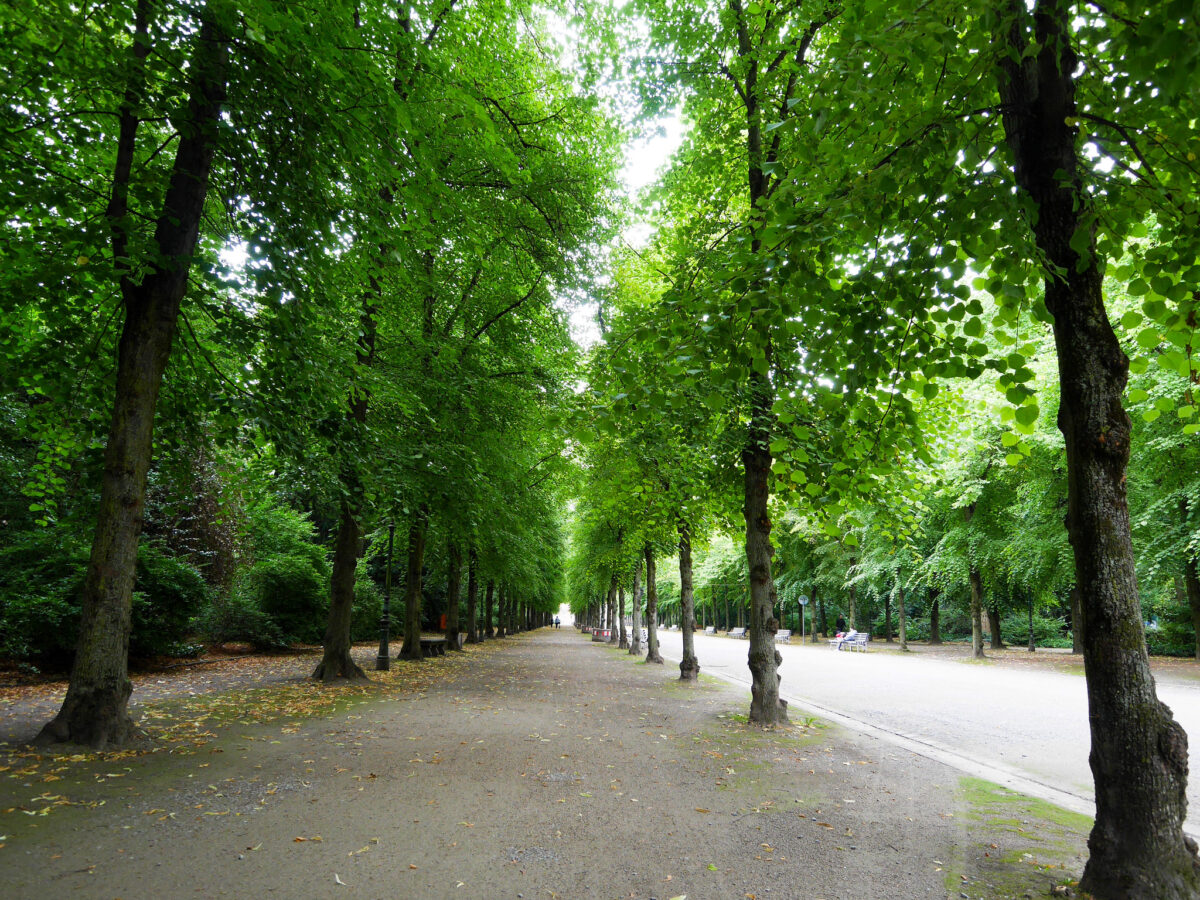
[554,616,560,629]
[836,614,847,633]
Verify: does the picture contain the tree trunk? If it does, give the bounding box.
[1185,561,1200,663]
[815,590,826,641]
[466,547,478,643]
[629,559,642,655]
[618,584,628,649]
[897,581,907,652]
[1070,584,1084,654]
[968,565,986,659]
[644,545,663,663]
[678,521,700,681]
[606,574,618,643]
[928,589,942,644]
[496,583,507,638]
[884,592,892,642]
[483,579,494,639]
[848,578,857,630]
[398,514,427,660]
[987,603,1005,650]
[1027,595,1036,652]
[312,501,368,681]
[743,387,786,724]
[38,11,229,749]
[445,541,462,649]
[998,3,1199,893]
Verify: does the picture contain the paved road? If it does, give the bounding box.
[650,628,1200,836]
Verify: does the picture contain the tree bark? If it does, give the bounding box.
[496,583,507,638]
[848,577,857,630]
[445,541,462,649]
[987,603,1005,650]
[398,513,427,661]
[618,583,628,649]
[897,581,907,652]
[997,2,1199,893]
[466,547,478,643]
[744,389,786,724]
[968,564,986,659]
[644,545,663,663]
[929,590,942,645]
[814,590,825,642]
[1185,561,1200,663]
[883,592,892,643]
[629,559,642,655]
[1070,584,1084,655]
[483,579,494,639]
[606,574,618,644]
[312,501,368,681]
[678,521,700,681]
[38,9,229,749]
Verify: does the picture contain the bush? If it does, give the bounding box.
[194,589,288,650]
[1146,622,1195,658]
[131,543,211,657]
[998,611,1072,649]
[0,529,210,666]
[247,555,327,643]
[350,575,384,642]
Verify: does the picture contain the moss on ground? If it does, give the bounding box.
[941,777,1089,899]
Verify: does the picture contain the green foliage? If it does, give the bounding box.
[193,591,287,651]
[350,576,384,643]
[0,530,209,665]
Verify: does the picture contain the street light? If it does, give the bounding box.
[376,522,394,671]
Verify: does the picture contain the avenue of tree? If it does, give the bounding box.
[2,1,1198,898]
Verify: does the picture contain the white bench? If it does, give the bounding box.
[829,632,870,651]
[705,625,716,635]
[728,627,747,639]
[774,630,792,643]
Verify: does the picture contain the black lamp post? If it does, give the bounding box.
[376,522,394,671]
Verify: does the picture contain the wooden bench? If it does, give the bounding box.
[728,627,747,639]
[705,625,716,635]
[774,629,792,643]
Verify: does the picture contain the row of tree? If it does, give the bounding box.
[1,0,614,747]
[565,1,1199,897]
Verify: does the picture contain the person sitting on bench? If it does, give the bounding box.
[832,628,858,650]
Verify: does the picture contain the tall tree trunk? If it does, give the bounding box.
[998,3,1199,893]
[398,513,427,661]
[644,545,663,664]
[629,560,642,655]
[618,584,628,649]
[678,522,700,681]
[744,387,786,724]
[606,574,618,644]
[929,589,942,645]
[884,592,892,642]
[848,578,857,630]
[1185,562,1200,663]
[1070,584,1084,655]
[987,603,1005,650]
[38,10,229,749]
[445,542,462,649]
[312,501,368,681]
[496,583,507,638]
[466,547,478,644]
[897,581,907,652]
[968,565,986,659]
[814,590,825,642]
[483,579,494,640]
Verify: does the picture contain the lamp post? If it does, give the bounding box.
[376,522,394,671]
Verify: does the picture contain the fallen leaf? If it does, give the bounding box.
[334,874,347,886]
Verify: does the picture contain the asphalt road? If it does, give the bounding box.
[649,628,1200,836]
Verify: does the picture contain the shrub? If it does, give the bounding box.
[0,529,210,666]
[247,554,327,643]
[1146,622,1194,658]
[350,575,384,642]
[131,543,211,657]
[194,588,288,650]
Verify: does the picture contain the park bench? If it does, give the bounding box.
[419,637,447,657]
[849,632,870,651]
[705,625,716,635]
[728,627,747,639]
[774,629,792,643]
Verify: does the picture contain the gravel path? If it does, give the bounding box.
[0,628,1087,899]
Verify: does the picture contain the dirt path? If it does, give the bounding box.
[0,629,1087,899]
